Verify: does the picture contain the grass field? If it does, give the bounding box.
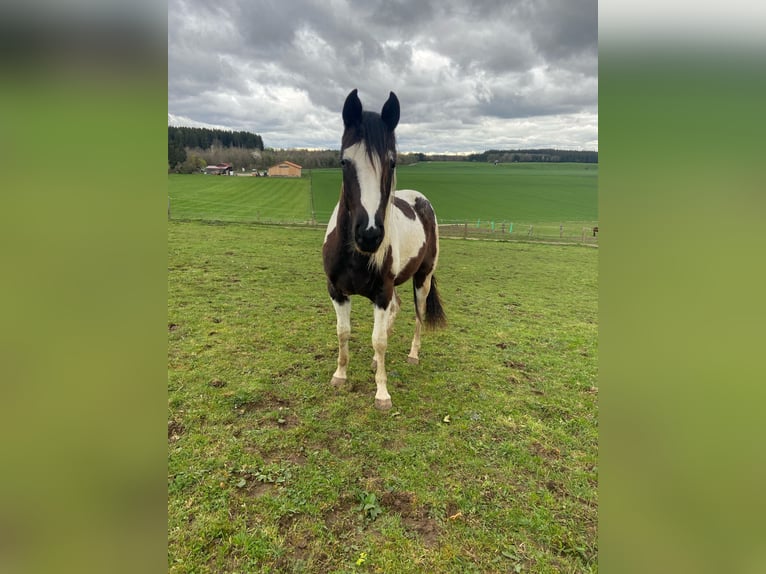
[168,221,598,573]
[169,162,597,234]
[168,174,313,222]
[311,162,598,225]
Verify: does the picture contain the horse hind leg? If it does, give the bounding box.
[331,298,351,387]
[407,276,431,365]
[388,290,401,336]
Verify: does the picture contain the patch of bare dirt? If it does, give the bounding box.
[274,516,331,572]
[264,411,300,429]
[530,441,561,460]
[246,481,277,498]
[323,496,360,540]
[317,429,353,456]
[261,449,307,467]
[233,392,297,429]
[168,419,184,442]
[382,437,405,451]
[381,491,441,548]
[504,359,528,370]
[229,469,280,499]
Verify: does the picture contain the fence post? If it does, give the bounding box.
[309,169,317,225]
[528,225,533,237]
[560,224,563,238]
[463,222,468,239]
[501,222,505,234]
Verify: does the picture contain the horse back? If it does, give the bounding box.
[391,190,439,284]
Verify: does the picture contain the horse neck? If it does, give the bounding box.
[370,177,396,270]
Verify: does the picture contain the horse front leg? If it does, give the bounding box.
[372,302,393,410]
[331,297,351,387]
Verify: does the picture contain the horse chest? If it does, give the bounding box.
[325,246,390,299]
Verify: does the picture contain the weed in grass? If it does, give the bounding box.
[356,491,383,522]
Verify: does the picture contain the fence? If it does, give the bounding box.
[437,220,599,246]
[168,206,597,247]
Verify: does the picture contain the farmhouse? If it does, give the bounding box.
[267,161,302,178]
[205,163,233,175]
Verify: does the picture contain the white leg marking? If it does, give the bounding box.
[372,291,400,370]
[387,290,400,337]
[332,299,351,385]
[372,304,392,410]
[407,318,422,365]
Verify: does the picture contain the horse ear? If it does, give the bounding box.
[342,89,362,128]
[381,91,400,132]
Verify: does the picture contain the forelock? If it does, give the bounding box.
[342,111,396,170]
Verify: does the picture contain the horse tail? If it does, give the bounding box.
[423,275,446,330]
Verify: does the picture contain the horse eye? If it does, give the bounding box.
[340,159,347,168]
[390,159,396,169]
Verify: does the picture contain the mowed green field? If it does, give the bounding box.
[168,221,598,572]
[169,162,597,227]
[312,162,598,224]
[168,174,313,222]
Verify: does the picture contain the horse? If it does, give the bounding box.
[322,89,446,410]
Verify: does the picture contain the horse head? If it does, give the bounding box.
[340,89,400,254]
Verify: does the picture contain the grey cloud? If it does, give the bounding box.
[168,0,598,152]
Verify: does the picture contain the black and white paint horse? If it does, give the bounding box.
[322,89,446,410]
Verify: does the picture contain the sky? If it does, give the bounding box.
[168,0,598,154]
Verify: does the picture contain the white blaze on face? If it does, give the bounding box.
[342,142,382,230]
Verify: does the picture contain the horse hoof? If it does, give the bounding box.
[407,356,419,365]
[374,398,393,411]
[331,377,346,388]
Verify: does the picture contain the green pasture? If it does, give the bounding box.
[169,162,597,229]
[168,221,598,573]
[168,174,313,222]
[312,162,598,225]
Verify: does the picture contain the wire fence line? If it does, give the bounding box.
[437,221,599,246]
[168,208,598,246]
[168,217,598,247]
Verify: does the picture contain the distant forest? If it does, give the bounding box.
[168,126,264,150]
[168,125,597,172]
[465,149,597,164]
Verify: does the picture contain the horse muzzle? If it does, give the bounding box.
[354,223,383,254]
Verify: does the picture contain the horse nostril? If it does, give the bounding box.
[355,224,383,251]
[368,227,382,242]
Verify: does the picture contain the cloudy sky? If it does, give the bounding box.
[168,0,597,153]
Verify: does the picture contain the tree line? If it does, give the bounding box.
[168,126,264,150]
[468,149,598,164]
[168,126,265,172]
[168,124,597,173]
